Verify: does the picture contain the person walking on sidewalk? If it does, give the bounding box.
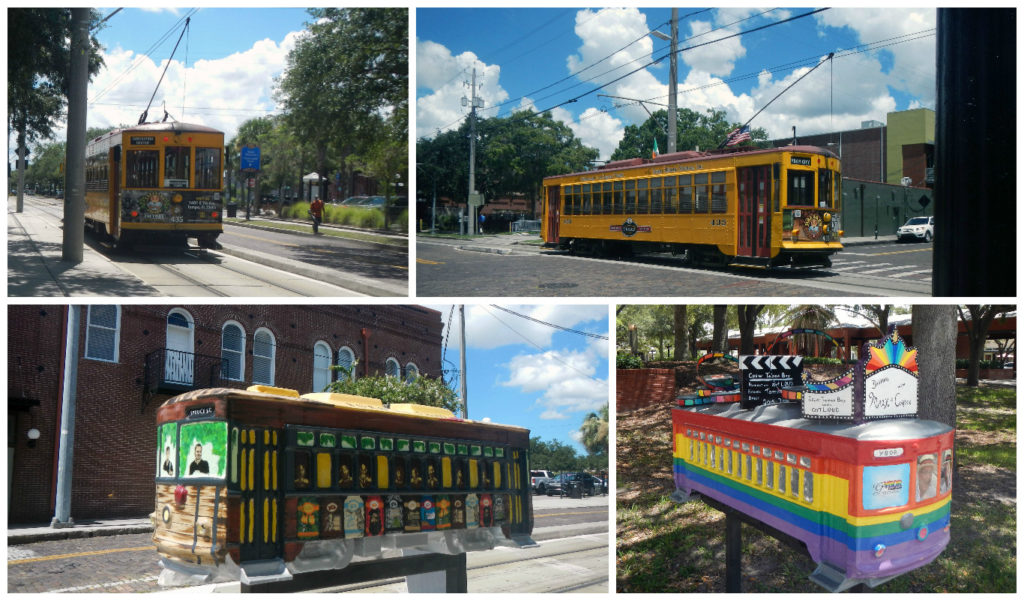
[309,196,324,234]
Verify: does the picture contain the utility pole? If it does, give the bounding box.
[459,305,468,419]
[667,9,678,153]
[52,305,80,527]
[463,68,484,235]
[62,8,90,263]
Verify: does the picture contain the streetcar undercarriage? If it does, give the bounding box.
[558,237,834,269]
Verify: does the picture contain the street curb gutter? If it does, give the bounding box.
[9,523,154,545]
[209,246,408,297]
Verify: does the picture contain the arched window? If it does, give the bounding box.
[252,328,276,386]
[337,347,356,382]
[85,305,121,362]
[313,341,332,392]
[405,362,420,383]
[164,309,195,385]
[385,357,401,379]
[221,321,245,381]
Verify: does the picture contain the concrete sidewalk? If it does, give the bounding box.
[8,205,161,297]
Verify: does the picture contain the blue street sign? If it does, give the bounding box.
[240,146,261,171]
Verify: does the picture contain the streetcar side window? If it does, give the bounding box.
[678,175,692,213]
[164,146,191,188]
[581,184,591,215]
[195,147,221,190]
[711,171,727,213]
[916,453,938,502]
[663,176,677,214]
[624,180,636,213]
[613,181,624,214]
[649,178,662,214]
[940,449,952,494]
[563,185,574,216]
[694,173,709,213]
[602,182,613,215]
[572,185,581,216]
[787,170,814,206]
[126,150,159,188]
[817,168,833,209]
[636,179,649,214]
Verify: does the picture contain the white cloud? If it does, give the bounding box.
[415,39,509,139]
[425,304,607,353]
[82,30,303,144]
[501,348,609,420]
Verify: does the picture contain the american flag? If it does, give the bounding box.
[725,125,751,146]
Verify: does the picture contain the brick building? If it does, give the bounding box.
[7,304,444,525]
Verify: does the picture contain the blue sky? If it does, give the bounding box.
[425,304,610,456]
[417,7,937,160]
[51,7,313,146]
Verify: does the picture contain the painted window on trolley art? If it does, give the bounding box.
[179,420,228,479]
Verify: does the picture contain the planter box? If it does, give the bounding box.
[617,368,676,412]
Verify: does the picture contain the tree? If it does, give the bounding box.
[957,305,1014,386]
[847,304,893,337]
[609,108,768,161]
[673,305,688,361]
[736,305,766,355]
[579,404,608,458]
[325,374,460,414]
[778,304,838,357]
[8,8,104,211]
[529,437,581,472]
[276,8,407,201]
[711,305,728,352]
[912,305,957,431]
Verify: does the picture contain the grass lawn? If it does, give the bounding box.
[224,218,407,247]
[616,384,1016,592]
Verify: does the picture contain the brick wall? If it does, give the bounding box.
[7,304,444,524]
[616,369,676,412]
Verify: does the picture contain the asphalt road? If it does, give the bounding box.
[415,239,932,297]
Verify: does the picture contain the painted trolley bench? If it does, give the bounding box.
[152,385,534,586]
[671,330,953,591]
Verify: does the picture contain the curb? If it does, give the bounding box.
[225,219,407,251]
[9,523,154,545]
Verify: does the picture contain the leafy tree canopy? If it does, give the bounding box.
[609,108,768,161]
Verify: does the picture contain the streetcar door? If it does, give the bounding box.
[109,147,121,238]
[545,186,560,243]
[737,166,771,258]
[237,426,283,562]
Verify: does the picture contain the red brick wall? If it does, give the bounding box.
[616,369,676,412]
[7,304,443,524]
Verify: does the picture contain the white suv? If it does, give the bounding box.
[896,216,934,242]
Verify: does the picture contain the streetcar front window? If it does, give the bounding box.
[787,170,814,206]
[164,146,191,188]
[126,150,159,188]
[916,453,938,502]
[195,147,221,190]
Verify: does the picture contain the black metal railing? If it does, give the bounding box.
[143,348,227,397]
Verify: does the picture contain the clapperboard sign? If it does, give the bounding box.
[739,355,804,409]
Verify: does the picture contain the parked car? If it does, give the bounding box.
[337,195,369,206]
[530,470,555,494]
[550,472,600,497]
[896,216,934,242]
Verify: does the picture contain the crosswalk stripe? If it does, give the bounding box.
[858,265,910,275]
[889,268,933,278]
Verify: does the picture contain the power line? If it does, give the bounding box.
[489,305,609,340]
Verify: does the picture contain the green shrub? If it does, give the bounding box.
[326,372,460,414]
[617,352,645,369]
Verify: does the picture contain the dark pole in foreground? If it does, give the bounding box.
[933,8,1015,296]
[62,8,90,263]
[725,511,742,592]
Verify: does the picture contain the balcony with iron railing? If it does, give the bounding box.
[143,349,240,407]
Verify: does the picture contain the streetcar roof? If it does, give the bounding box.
[87,122,223,145]
[544,144,836,182]
[677,401,951,440]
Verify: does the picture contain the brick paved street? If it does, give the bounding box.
[7,533,165,593]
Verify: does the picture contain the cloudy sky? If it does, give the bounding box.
[425,304,610,455]
[14,6,310,156]
[416,7,937,160]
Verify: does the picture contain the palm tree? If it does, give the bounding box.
[776,305,838,357]
[580,404,608,457]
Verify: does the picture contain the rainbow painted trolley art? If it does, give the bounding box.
[671,330,952,591]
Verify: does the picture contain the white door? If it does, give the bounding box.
[165,311,194,385]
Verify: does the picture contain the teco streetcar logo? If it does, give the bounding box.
[610,218,651,237]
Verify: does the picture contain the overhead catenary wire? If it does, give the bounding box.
[489,305,609,340]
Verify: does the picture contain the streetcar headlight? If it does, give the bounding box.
[823,212,831,223]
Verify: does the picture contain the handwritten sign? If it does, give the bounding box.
[863,368,918,419]
[802,386,854,418]
[739,355,803,409]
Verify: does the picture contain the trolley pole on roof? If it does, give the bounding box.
[459,305,468,419]
[62,8,90,264]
